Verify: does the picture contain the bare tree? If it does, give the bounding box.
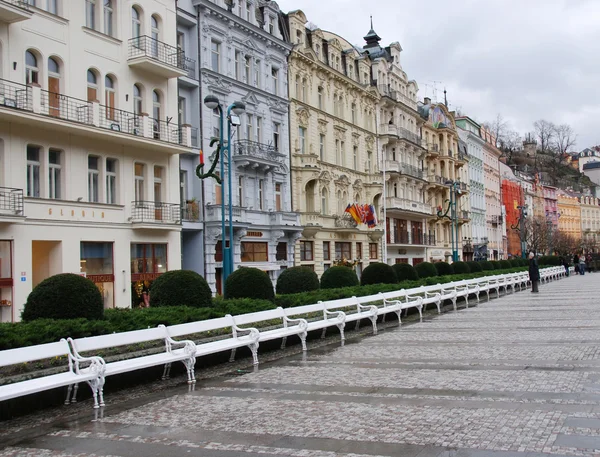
[533,119,555,154]
[499,129,523,165]
[483,114,508,148]
[552,123,577,156]
[522,216,552,254]
[552,231,581,256]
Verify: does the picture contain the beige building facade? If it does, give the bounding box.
[481,127,504,259]
[284,11,383,277]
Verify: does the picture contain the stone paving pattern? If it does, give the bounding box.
[5,274,600,456]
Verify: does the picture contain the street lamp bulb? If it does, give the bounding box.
[231,101,246,115]
[203,95,220,110]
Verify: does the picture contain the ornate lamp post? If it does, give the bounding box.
[202,95,246,290]
[510,204,528,258]
[437,180,462,262]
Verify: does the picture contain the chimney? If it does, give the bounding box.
[424,97,431,105]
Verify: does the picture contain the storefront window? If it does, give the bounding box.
[241,242,268,262]
[130,243,168,308]
[80,242,114,309]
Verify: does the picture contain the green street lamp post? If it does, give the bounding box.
[510,204,528,259]
[437,180,462,262]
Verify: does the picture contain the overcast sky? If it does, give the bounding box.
[276,0,599,150]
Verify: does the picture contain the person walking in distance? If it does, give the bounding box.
[529,252,540,293]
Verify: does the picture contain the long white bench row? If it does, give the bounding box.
[0,267,566,409]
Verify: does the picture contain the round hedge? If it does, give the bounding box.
[490,260,501,270]
[150,270,212,308]
[480,261,494,271]
[276,266,320,295]
[360,262,397,286]
[452,261,470,274]
[392,263,419,281]
[499,260,512,269]
[414,262,438,278]
[22,273,104,321]
[320,266,359,289]
[467,261,483,272]
[224,267,274,302]
[434,261,454,276]
[509,259,521,268]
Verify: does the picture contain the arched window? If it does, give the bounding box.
[48,57,61,117]
[151,15,160,56]
[305,180,316,212]
[321,188,328,215]
[25,50,39,85]
[87,69,98,101]
[131,6,141,39]
[152,90,161,138]
[104,0,114,36]
[105,75,116,119]
[133,83,142,115]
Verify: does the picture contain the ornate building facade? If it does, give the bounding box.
[457,117,487,260]
[195,0,301,294]
[284,11,383,277]
[558,190,582,242]
[418,101,469,262]
[580,196,600,250]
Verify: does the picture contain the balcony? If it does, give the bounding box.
[0,0,32,23]
[426,143,440,156]
[0,78,198,153]
[390,231,436,246]
[128,36,187,78]
[130,201,181,229]
[379,123,398,137]
[334,214,358,233]
[459,210,470,221]
[233,140,286,171]
[377,85,418,110]
[182,201,200,222]
[204,204,248,227]
[385,197,432,216]
[428,174,446,188]
[0,187,24,222]
[397,127,425,148]
[269,211,300,226]
[183,56,197,80]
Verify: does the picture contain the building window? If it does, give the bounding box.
[131,6,141,38]
[318,86,323,110]
[130,243,167,274]
[298,127,306,154]
[153,166,163,204]
[301,78,307,102]
[238,176,244,206]
[211,40,220,72]
[133,83,142,115]
[335,242,351,260]
[276,242,287,261]
[356,242,363,259]
[319,134,325,161]
[256,116,262,142]
[353,146,358,169]
[151,15,160,55]
[351,103,356,123]
[87,156,100,202]
[335,140,340,164]
[134,162,144,202]
[213,107,221,137]
[234,51,241,80]
[254,59,261,88]
[275,182,282,211]
[300,240,313,261]
[25,50,39,85]
[271,67,279,95]
[273,122,280,150]
[296,29,303,44]
[367,151,373,173]
[321,188,328,215]
[26,145,40,198]
[244,55,251,83]
[245,1,251,21]
[48,149,61,199]
[86,0,96,29]
[369,243,378,259]
[241,242,268,262]
[103,0,113,36]
[104,75,116,119]
[87,69,98,102]
[258,179,264,210]
[152,90,161,139]
[46,0,58,14]
[246,114,253,141]
[323,241,330,261]
[341,141,345,167]
[106,158,117,204]
[268,16,275,34]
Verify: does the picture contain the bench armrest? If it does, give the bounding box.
[165,335,197,356]
[405,294,422,303]
[66,338,106,375]
[232,324,260,342]
[424,291,441,298]
[357,303,378,315]
[283,316,309,330]
[324,309,346,323]
[383,297,401,307]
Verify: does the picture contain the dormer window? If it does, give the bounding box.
[296,29,303,44]
[315,45,320,57]
[268,16,275,34]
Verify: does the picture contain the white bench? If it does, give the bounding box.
[377,290,424,323]
[68,325,196,407]
[0,339,105,408]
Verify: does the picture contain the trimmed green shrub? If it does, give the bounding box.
[480,261,494,271]
[224,267,274,302]
[452,261,470,274]
[434,261,454,276]
[360,262,398,286]
[499,260,512,269]
[538,255,561,266]
[415,262,438,278]
[22,273,104,321]
[276,267,320,295]
[490,260,501,270]
[213,297,277,315]
[149,270,212,308]
[509,259,521,268]
[467,261,483,272]
[392,263,419,281]
[320,266,359,289]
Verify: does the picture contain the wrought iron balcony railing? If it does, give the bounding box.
[0,187,23,215]
[1,0,30,10]
[128,36,185,70]
[234,139,285,163]
[41,90,92,124]
[391,231,435,246]
[131,201,181,224]
[181,201,200,222]
[0,78,31,111]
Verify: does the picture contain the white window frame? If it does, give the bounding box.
[88,155,100,203]
[299,127,306,154]
[319,134,325,161]
[258,179,264,210]
[103,0,113,36]
[26,146,41,198]
[48,148,61,200]
[106,158,117,204]
[86,0,96,29]
[211,40,221,72]
[134,162,145,202]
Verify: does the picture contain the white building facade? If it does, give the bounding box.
[195,0,301,294]
[0,0,195,321]
[457,118,487,260]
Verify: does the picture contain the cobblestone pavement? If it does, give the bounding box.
[6,274,600,457]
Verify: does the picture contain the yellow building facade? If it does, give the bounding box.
[558,191,582,241]
[419,103,470,262]
[285,11,383,276]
